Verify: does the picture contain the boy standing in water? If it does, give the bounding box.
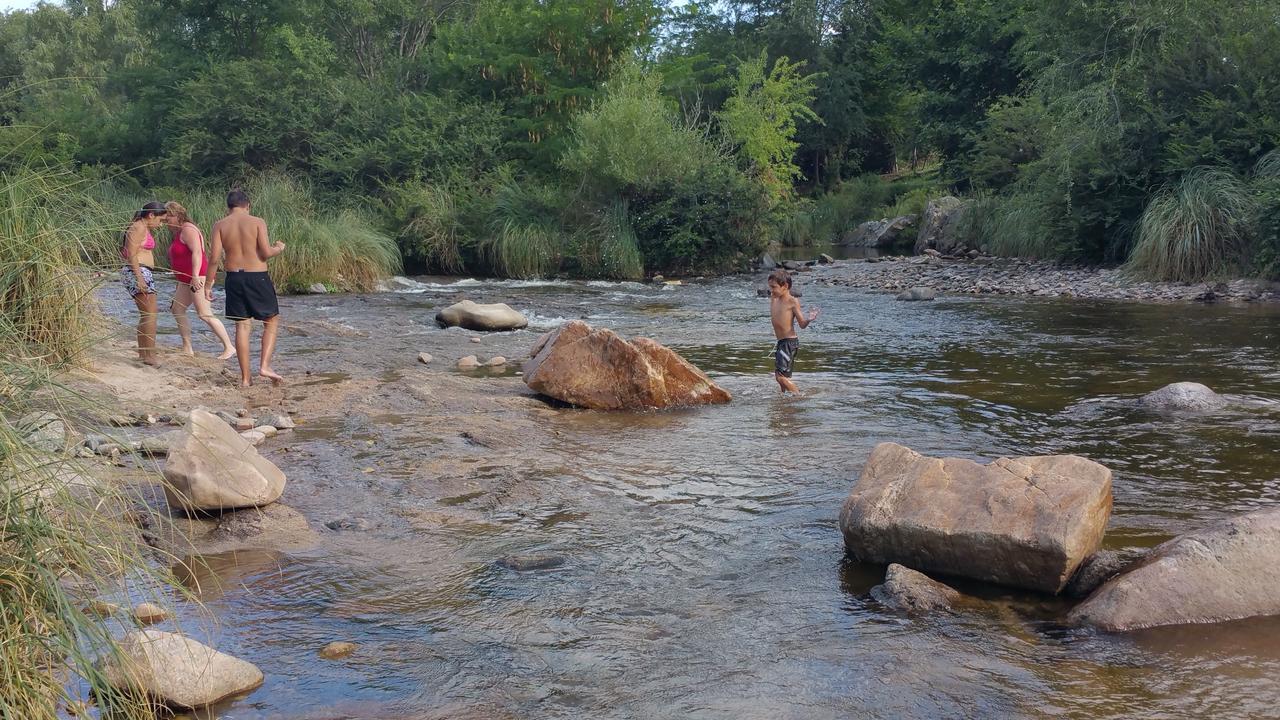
[768,269,819,393]
[205,189,286,387]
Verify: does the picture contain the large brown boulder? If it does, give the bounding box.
[1069,506,1280,631]
[840,443,1112,593]
[102,630,263,709]
[435,300,528,331]
[523,320,731,410]
[162,409,286,514]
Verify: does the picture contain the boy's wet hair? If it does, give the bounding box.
[226,188,251,209]
[767,269,792,288]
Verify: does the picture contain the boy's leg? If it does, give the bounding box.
[236,319,253,386]
[776,372,798,393]
[258,315,283,384]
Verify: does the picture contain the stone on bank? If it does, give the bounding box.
[522,320,731,410]
[840,442,1112,594]
[162,409,286,513]
[1069,505,1280,631]
[102,630,263,709]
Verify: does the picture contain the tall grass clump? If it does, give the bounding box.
[94,172,401,292]
[2,166,163,719]
[482,177,564,278]
[1251,150,1280,279]
[1127,167,1257,281]
[571,202,644,280]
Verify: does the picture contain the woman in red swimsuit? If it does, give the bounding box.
[166,201,235,359]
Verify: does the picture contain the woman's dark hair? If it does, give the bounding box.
[131,201,167,223]
[122,201,167,250]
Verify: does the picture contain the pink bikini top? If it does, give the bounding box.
[121,230,156,260]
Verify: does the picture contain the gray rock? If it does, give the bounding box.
[162,409,286,513]
[1137,382,1225,412]
[1064,548,1150,599]
[418,352,434,365]
[19,412,73,453]
[1069,506,1280,631]
[435,300,528,331]
[485,356,507,367]
[896,287,937,301]
[914,197,967,255]
[759,253,777,270]
[319,641,357,660]
[102,630,263,709]
[497,554,566,572]
[840,442,1112,594]
[258,413,295,431]
[307,282,328,294]
[325,517,371,532]
[198,502,319,554]
[132,602,169,625]
[870,564,962,613]
[137,431,182,457]
[457,355,481,370]
[819,253,835,265]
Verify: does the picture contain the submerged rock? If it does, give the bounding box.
[896,287,937,301]
[1136,382,1225,412]
[102,630,263,709]
[870,564,961,614]
[1069,506,1280,631]
[497,554,567,572]
[523,320,731,410]
[840,442,1112,594]
[1064,547,1150,599]
[457,355,481,370]
[435,300,528,331]
[319,641,357,660]
[162,409,286,513]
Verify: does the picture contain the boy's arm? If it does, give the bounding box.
[256,218,285,259]
[794,297,819,329]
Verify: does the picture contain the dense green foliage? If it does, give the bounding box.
[1,0,1276,278]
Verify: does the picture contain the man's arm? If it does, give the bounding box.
[256,218,285,259]
[204,222,223,300]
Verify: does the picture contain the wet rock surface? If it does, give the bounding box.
[870,564,961,614]
[1137,382,1226,412]
[435,300,529,331]
[1064,547,1151,599]
[1070,506,1280,631]
[840,442,1112,593]
[102,630,264,709]
[523,320,731,410]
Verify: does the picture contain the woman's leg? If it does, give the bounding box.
[171,283,195,355]
[134,292,159,365]
[192,286,235,359]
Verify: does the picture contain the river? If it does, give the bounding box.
[102,270,1280,719]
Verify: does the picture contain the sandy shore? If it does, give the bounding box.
[807,255,1280,304]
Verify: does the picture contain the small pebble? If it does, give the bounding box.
[470,337,481,344]
[418,352,433,364]
[132,602,169,625]
[485,356,507,367]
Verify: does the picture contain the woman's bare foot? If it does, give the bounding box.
[258,367,284,385]
[218,348,237,361]
[182,345,195,356]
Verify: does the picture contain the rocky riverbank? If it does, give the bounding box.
[807,254,1280,304]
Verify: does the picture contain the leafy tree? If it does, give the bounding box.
[718,50,819,199]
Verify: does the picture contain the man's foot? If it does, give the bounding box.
[218,348,237,361]
[258,367,284,385]
[240,379,253,389]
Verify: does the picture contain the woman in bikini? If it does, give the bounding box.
[165,201,235,359]
[121,202,167,365]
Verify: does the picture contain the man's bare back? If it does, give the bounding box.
[205,192,286,387]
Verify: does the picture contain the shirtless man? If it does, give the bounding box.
[204,189,286,387]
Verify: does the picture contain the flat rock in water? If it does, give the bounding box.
[198,502,318,554]
[258,413,295,431]
[163,409,286,513]
[870,564,961,613]
[522,320,731,410]
[457,355,481,370]
[435,300,528,331]
[418,352,433,365]
[1069,506,1280,631]
[840,442,1112,593]
[896,287,937,301]
[485,356,507,367]
[1136,382,1225,412]
[497,554,566,572]
[102,630,263,709]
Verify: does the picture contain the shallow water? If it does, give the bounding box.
[102,270,1280,719]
